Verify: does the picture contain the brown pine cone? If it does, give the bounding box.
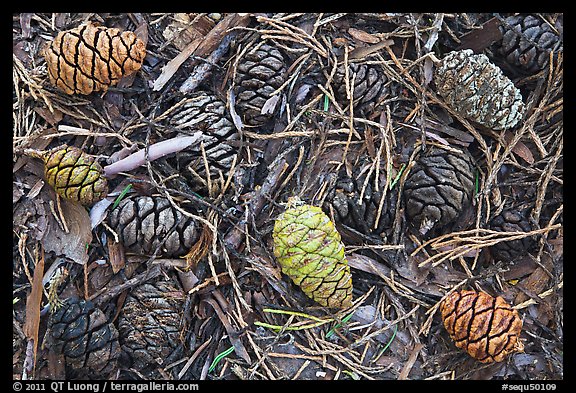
[46,297,120,379]
[118,277,185,377]
[233,42,287,127]
[43,21,146,95]
[404,146,475,236]
[496,14,563,74]
[332,61,390,115]
[167,91,239,191]
[107,195,200,257]
[43,145,108,206]
[435,49,525,130]
[489,207,537,261]
[440,290,524,363]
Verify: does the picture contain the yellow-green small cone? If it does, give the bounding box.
[43,145,108,206]
[272,203,353,308]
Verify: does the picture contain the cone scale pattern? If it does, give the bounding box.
[118,278,185,376]
[404,146,475,236]
[324,164,396,238]
[333,62,390,114]
[168,91,239,185]
[233,42,287,127]
[46,298,120,379]
[497,14,563,74]
[490,208,536,261]
[272,203,353,308]
[43,22,146,95]
[43,145,108,206]
[440,290,524,363]
[107,195,200,257]
[435,49,525,130]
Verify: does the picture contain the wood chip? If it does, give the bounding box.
[348,27,380,44]
[23,244,45,378]
[398,343,424,380]
[152,37,202,91]
[456,17,503,53]
[503,130,535,165]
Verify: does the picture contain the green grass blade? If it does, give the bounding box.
[112,183,133,210]
[326,311,355,338]
[209,346,235,373]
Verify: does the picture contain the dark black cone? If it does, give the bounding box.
[496,14,563,74]
[404,146,475,236]
[489,207,537,261]
[233,42,288,127]
[46,298,120,379]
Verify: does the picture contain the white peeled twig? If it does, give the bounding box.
[103,133,202,177]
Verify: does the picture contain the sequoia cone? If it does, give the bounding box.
[118,277,185,377]
[440,290,524,363]
[46,297,120,379]
[435,49,525,130]
[273,202,353,308]
[43,145,108,206]
[107,195,200,257]
[43,21,146,95]
[233,42,287,127]
[168,90,239,191]
[496,14,563,74]
[403,146,475,236]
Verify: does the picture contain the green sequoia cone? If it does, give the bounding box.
[43,145,108,206]
[272,202,353,308]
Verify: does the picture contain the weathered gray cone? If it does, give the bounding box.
[435,49,525,130]
[168,90,239,189]
[118,277,185,377]
[496,14,563,74]
[404,146,475,236]
[489,207,536,260]
[46,298,120,379]
[333,61,390,115]
[107,195,200,257]
[233,42,287,127]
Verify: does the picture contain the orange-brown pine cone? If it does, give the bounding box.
[43,22,146,95]
[440,290,524,363]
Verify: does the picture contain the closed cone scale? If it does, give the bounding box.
[43,145,108,206]
[233,42,287,127]
[272,201,353,308]
[496,14,563,74]
[43,21,146,95]
[46,297,120,379]
[440,290,524,363]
